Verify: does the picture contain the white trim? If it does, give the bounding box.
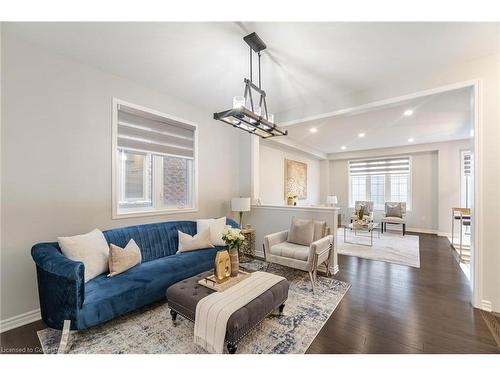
[0,309,41,333]
[407,227,439,235]
[112,207,199,219]
[251,204,340,213]
[471,80,483,309]
[112,98,199,219]
[481,300,492,312]
[280,79,482,127]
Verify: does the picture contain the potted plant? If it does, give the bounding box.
[221,227,246,277]
[356,206,367,225]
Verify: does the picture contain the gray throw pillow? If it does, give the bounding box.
[287,217,314,246]
[386,203,402,218]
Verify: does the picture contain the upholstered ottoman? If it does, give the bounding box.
[166,270,289,354]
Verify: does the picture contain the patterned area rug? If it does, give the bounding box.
[338,228,420,268]
[37,260,350,354]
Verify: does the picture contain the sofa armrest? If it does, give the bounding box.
[263,230,288,259]
[32,242,84,281]
[31,242,85,329]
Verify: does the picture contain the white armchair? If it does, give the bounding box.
[263,218,332,292]
[381,202,407,235]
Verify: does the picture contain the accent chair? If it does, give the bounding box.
[263,217,332,292]
[381,202,407,235]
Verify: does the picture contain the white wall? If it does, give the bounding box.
[329,140,471,234]
[0,33,241,323]
[258,142,321,206]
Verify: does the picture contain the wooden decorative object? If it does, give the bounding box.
[214,250,231,283]
[199,270,251,292]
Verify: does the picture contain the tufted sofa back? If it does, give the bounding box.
[103,218,238,263]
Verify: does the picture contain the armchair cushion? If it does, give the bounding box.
[312,220,327,241]
[287,217,314,246]
[381,216,406,224]
[269,242,310,261]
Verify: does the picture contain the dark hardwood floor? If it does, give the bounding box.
[307,232,499,353]
[1,233,498,354]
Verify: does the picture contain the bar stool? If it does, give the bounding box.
[451,207,471,263]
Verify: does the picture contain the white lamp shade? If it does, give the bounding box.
[326,195,338,205]
[231,197,251,212]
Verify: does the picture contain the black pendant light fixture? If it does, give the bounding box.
[213,32,288,138]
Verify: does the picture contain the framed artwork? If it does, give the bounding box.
[284,159,307,200]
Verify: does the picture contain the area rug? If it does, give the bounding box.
[37,260,350,354]
[337,228,420,268]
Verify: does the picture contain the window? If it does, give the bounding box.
[349,156,411,209]
[390,174,408,203]
[351,176,366,203]
[113,99,197,217]
[370,175,385,208]
[461,150,472,208]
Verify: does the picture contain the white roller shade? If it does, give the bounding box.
[463,153,471,176]
[349,156,410,176]
[117,104,195,159]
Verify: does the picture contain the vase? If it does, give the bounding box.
[214,250,231,283]
[228,247,239,277]
[287,197,294,206]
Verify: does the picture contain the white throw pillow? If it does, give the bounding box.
[58,229,110,282]
[196,217,226,246]
[177,228,215,253]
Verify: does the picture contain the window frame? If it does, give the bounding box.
[348,156,412,211]
[460,149,472,209]
[111,98,199,219]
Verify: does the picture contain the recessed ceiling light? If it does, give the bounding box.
[309,127,318,133]
[341,146,347,150]
[404,109,414,116]
[408,137,415,143]
[358,132,365,138]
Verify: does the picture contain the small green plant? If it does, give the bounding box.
[357,206,365,221]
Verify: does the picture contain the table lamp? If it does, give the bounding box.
[326,195,338,207]
[231,197,251,226]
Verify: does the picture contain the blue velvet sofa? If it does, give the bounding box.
[31,218,238,330]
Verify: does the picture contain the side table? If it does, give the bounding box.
[239,228,256,261]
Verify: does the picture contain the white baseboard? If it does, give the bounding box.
[407,227,439,235]
[0,309,41,333]
[383,225,439,235]
[481,300,493,312]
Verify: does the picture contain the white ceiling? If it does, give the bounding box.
[281,86,474,155]
[4,22,498,124]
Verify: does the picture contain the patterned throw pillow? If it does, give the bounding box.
[386,203,403,218]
